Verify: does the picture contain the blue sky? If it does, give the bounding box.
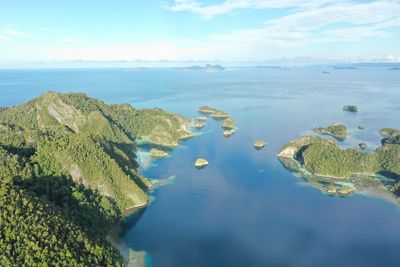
[0,0,400,64]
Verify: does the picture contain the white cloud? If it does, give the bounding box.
[195,0,400,54]
[3,1,400,62]
[19,41,214,61]
[2,26,28,37]
[168,0,336,19]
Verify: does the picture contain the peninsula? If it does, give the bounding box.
[0,92,193,265]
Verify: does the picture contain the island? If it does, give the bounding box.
[333,66,358,70]
[0,91,194,266]
[194,121,206,129]
[198,105,220,114]
[359,143,368,150]
[221,118,236,130]
[195,158,209,168]
[343,105,358,113]
[254,140,267,150]
[180,64,225,72]
[210,111,230,119]
[195,116,207,121]
[223,129,234,137]
[379,128,400,138]
[198,106,230,119]
[277,135,400,199]
[150,148,169,159]
[379,128,400,145]
[312,123,349,140]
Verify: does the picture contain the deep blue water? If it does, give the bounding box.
[1,67,400,267]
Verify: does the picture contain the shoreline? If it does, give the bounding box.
[109,119,197,266]
[108,203,149,267]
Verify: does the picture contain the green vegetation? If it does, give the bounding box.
[254,140,266,150]
[198,106,220,114]
[150,148,169,159]
[0,91,193,265]
[210,111,229,119]
[379,128,400,138]
[278,136,400,179]
[198,106,229,118]
[343,105,358,112]
[195,158,209,168]
[221,118,236,130]
[312,123,348,140]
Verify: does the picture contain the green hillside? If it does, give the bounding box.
[0,91,193,265]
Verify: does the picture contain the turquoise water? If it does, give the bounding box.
[1,67,400,267]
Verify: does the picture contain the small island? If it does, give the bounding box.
[210,111,230,119]
[379,128,400,138]
[198,106,230,119]
[196,116,207,121]
[198,106,220,114]
[195,158,209,169]
[312,123,349,140]
[359,143,368,150]
[343,105,358,113]
[194,122,206,129]
[221,118,236,130]
[150,148,169,159]
[379,128,400,145]
[223,129,234,137]
[254,140,266,150]
[180,64,225,72]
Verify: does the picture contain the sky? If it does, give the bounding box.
[0,0,400,65]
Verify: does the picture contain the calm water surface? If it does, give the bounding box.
[1,67,400,267]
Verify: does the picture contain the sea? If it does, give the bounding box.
[1,66,400,267]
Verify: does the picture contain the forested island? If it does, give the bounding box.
[277,134,400,198]
[0,92,192,265]
[312,123,349,140]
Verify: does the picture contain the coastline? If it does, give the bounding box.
[111,124,195,266]
[108,209,148,267]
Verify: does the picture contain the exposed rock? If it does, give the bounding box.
[337,186,355,197]
[359,143,368,150]
[343,105,358,113]
[223,130,234,137]
[150,148,169,159]
[324,185,337,195]
[195,116,207,121]
[254,140,266,150]
[194,122,206,129]
[195,158,209,169]
[210,111,229,119]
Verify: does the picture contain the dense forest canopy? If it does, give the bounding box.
[0,91,192,265]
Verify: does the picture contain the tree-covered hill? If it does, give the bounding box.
[278,136,400,179]
[0,91,193,265]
